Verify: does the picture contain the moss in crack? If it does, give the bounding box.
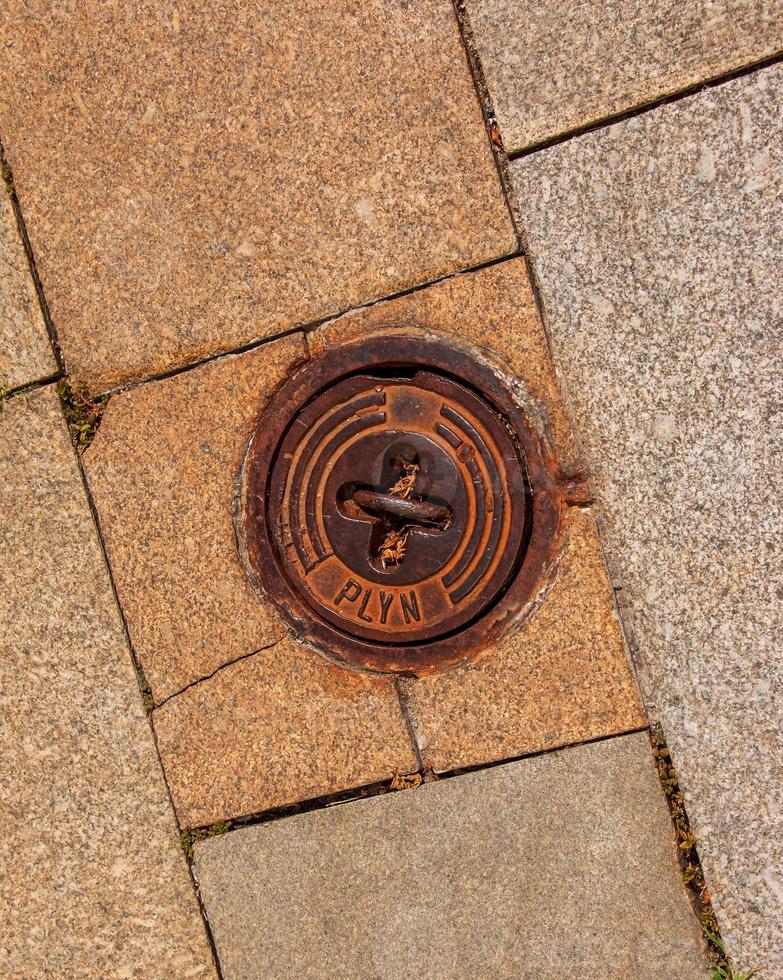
[57,379,107,451]
[651,726,757,979]
[1,160,13,194]
[180,822,230,860]
[135,665,154,714]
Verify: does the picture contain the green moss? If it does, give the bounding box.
[180,821,230,860]
[135,666,154,714]
[1,160,13,193]
[57,379,107,450]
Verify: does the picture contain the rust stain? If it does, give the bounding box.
[239,334,573,676]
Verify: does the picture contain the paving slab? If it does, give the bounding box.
[153,636,417,829]
[85,334,306,703]
[466,0,783,153]
[512,65,783,970]
[0,0,513,393]
[194,732,705,978]
[310,257,581,472]
[407,507,646,772]
[0,387,214,977]
[0,189,55,390]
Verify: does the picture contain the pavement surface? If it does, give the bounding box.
[0,1,779,976]
[194,735,705,979]
[512,66,783,966]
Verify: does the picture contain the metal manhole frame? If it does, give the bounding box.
[238,332,566,676]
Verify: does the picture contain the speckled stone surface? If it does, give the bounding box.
[311,265,644,765]
[0,190,55,390]
[85,334,306,703]
[310,257,581,472]
[512,66,783,970]
[0,387,214,977]
[153,637,417,828]
[467,0,783,153]
[194,733,705,978]
[408,507,645,772]
[0,0,514,393]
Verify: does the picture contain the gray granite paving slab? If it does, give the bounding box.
[0,387,215,978]
[0,188,55,390]
[467,0,783,153]
[194,733,704,979]
[512,65,783,972]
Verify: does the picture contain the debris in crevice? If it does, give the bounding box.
[651,725,757,980]
[57,379,107,451]
[389,769,422,791]
[379,460,418,568]
[180,822,230,861]
[135,666,154,714]
[1,159,13,194]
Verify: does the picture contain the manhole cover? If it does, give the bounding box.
[240,335,562,673]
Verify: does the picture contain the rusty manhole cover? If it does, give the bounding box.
[239,335,562,674]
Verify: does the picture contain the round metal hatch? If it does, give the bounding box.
[239,334,561,674]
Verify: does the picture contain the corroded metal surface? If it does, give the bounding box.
[240,335,573,674]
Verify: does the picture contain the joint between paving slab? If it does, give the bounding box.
[0,143,65,374]
[0,372,63,402]
[0,149,160,726]
[59,387,163,721]
[183,776,420,836]
[394,677,426,772]
[143,706,224,977]
[649,724,748,977]
[0,150,153,726]
[515,245,595,492]
[188,878,225,980]
[305,248,523,337]
[451,0,523,245]
[425,725,651,787]
[183,725,651,839]
[92,249,522,399]
[57,388,225,974]
[507,48,783,161]
[586,507,650,718]
[96,325,309,400]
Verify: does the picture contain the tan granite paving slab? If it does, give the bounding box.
[153,636,417,829]
[310,257,581,472]
[407,507,646,772]
[467,0,783,153]
[85,334,306,703]
[512,65,783,971]
[0,387,214,978]
[0,0,513,394]
[194,733,705,978]
[0,189,55,390]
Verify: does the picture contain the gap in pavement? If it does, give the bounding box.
[451,0,523,241]
[0,141,63,374]
[48,385,226,978]
[182,726,650,839]
[507,48,783,161]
